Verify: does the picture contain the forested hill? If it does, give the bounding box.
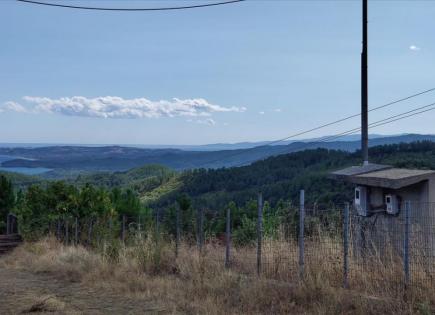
[4,141,435,212]
[146,141,435,209]
[73,164,177,197]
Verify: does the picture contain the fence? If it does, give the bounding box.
[6,213,18,235]
[24,192,435,297]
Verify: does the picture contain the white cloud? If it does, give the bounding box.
[3,96,246,119]
[187,118,216,126]
[259,111,265,115]
[1,101,28,113]
[274,108,282,112]
[409,45,421,51]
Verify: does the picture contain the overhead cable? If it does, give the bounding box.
[16,0,245,11]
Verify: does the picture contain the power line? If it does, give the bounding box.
[229,102,435,168]
[212,100,435,168]
[220,103,435,169]
[315,101,435,144]
[265,87,435,147]
[16,0,245,11]
[366,106,435,133]
[193,87,435,168]
[313,104,435,145]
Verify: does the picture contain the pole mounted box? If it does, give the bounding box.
[355,186,369,216]
[385,194,400,215]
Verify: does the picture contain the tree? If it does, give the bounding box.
[177,194,195,236]
[0,175,15,233]
[111,188,141,217]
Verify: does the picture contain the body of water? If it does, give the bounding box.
[0,155,51,175]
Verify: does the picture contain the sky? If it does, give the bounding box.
[1,0,435,145]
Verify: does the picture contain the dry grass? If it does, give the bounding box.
[1,236,434,315]
[23,295,66,313]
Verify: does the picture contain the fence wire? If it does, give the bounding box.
[32,198,435,297]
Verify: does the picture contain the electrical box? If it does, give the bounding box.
[385,194,400,215]
[355,186,369,216]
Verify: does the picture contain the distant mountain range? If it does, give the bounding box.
[0,134,400,151]
[0,134,434,175]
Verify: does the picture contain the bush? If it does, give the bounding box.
[233,216,256,246]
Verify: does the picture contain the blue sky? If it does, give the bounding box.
[1,0,434,145]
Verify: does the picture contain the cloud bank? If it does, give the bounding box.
[409,45,421,51]
[1,96,246,120]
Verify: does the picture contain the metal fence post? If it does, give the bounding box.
[57,219,61,240]
[198,208,204,252]
[121,214,126,243]
[343,202,350,289]
[6,214,11,235]
[225,207,231,269]
[109,217,113,240]
[95,217,100,246]
[156,210,160,234]
[195,209,199,246]
[404,201,411,289]
[299,190,305,280]
[156,209,160,243]
[13,215,17,234]
[87,218,93,245]
[257,193,263,276]
[176,204,181,257]
[75,217,79,246]
[65,219,69,245]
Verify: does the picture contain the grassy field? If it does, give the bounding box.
[1,235,434,314]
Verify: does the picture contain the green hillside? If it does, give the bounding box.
[3,140,435,240]
[0,171,43,189]
[145,141,435,209]
[73,164,177,195]
[4,141,435,212]
[149,148,354,209]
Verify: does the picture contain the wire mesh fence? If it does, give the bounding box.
[348,201,435,295]
[26,193,435,297]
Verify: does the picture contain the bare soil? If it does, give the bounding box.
[0,266,165,315]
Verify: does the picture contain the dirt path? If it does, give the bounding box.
[0,267,166,315]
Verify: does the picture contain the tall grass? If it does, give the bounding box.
[1,233,434,314]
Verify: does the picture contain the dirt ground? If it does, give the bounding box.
[0,266,166,315]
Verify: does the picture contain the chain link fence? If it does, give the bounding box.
[34,192,435,297]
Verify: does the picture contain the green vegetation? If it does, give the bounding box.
[150,141,435,210]
[74,164,175,192]
[0,178,147,240]
[72,164,181,205]
[2,141,435,243]
[0,171,43,189]
[0,176,15,233]
[170,148,353,209]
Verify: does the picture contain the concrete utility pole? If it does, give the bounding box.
[361,0,369,165]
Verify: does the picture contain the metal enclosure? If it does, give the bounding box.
[355,186,369,216]
[330,164,435,259]
[385,194,400,215]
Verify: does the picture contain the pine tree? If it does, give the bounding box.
[0,175,15,233]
